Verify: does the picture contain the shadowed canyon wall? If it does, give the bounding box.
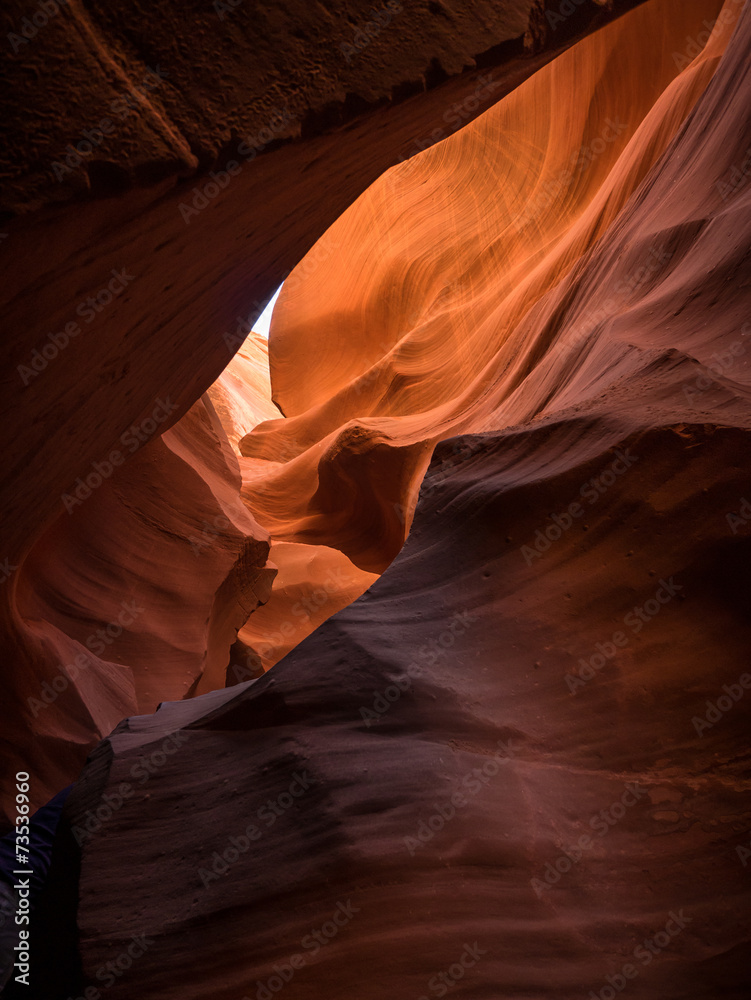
[2,0,751,997]
[0,0,647,811]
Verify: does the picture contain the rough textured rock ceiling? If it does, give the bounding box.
[3,0,751,996]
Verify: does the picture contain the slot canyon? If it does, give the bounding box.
[1,0,750,996]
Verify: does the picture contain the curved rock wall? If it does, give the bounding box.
[1,0,644,810]
[47,0,751,996]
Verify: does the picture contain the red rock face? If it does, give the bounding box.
[3,0,751,996]
[5,393,275,808]
[2,0,637,808]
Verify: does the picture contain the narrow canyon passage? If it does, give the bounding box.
[1,0,750,997]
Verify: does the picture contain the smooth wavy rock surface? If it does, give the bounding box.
[2,1,632,809]
[53,0,751,997]
[3,396,275,812]
[242,0,739,574]
[208,335,378,675]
